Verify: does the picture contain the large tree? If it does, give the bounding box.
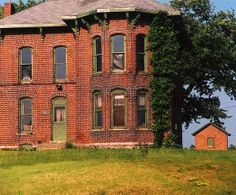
[149,0,236,147]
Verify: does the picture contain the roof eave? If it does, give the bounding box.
[62,8,180,20]
[0,23,67,29]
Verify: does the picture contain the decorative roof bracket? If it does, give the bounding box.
[132,13,141,28]
[81,18,91,32]
[72,19,80,36]
[0,29,3,43]
[39,27,45,40]
[126,12,130,27]
[104,13,109,29]
[94,14,103,27]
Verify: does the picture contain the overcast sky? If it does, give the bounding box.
[0,0,235,147]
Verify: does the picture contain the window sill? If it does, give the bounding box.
[110,70,127,74]
[137,71,149,75]
[92,129,104,132]
[137,127,151,131]
[16,132,33,136]
[93,72,103,75]
[54,80,68,84]
[20,80,33,84]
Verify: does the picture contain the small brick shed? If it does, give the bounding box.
[192,123,231,150]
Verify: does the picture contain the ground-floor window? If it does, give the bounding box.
[93,91,102,129]
[19,98,32,134]
[111,90,126,128]
[207,137,215,147]
[137,91,148,128]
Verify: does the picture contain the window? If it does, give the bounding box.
[93,37,102,73]
[136,34,147,72]
[111,35,125,71]
[54,47,67,80]
[93,92,102,129]
[112,91,126,128]
[137,91,148,128]
[19,98,32,133]
[54,107,65,122]
[207,137,215,147]
[20,47,32,81]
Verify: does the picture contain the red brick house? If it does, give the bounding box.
[0,0,179,149]
[192,123,231,150]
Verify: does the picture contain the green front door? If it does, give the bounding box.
[52,97,67,142]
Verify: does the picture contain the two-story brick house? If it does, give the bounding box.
[0,0,179,149]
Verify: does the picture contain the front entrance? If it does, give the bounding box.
[52,97,67,142]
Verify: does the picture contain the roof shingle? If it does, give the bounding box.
[0,0,179,28]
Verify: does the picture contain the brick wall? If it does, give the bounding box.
[0,16,154,147]
[194,125,229,150]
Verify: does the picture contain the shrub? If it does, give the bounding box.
[162,132,177,148]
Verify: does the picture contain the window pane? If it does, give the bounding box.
[96,37,101,54]
[21,116,32,131]
[56,63,66,80]
[54,107,65,122]
[21,48,32,64]
[138,110,146,126]
[138,94,146,106]
[113,94,125,127]
[114,95,124,106]
[21,99,32,115]
[207,137,215,147]
[112,54,124,70]
[96,55,102,72]
[22,65,32,81]
[55,47,66,64]
[96,110,102,127]
[97,95,102,108]
[114,108,125,126]
[136,54,145,71]
[113,35,124,53]
[136,35,145,53]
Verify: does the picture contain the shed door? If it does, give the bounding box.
[52,97,67,141]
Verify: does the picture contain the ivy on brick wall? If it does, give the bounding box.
[148,12,180,147]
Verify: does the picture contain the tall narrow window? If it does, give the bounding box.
[93,37,102,73]
[136,34,147,72]
[112,91,126,128]
[20,47,32,81]
[207,137,215,147]
[20,98,32,133]
[137,91,148,128]
[94,92,102,129]
[111,35,125,71]
[54,47,67,80]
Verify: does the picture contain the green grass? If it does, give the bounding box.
[0,149,236,195]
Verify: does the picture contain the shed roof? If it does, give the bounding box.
[0,0,180,28]
[192,123,231,136]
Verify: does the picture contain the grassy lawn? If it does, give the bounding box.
[0,149,236,195]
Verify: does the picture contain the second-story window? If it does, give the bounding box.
[93,36,102,73]
[136,34,147,72]
[111,35,125,71]
[54,47,67,81]
[20,47,32,81]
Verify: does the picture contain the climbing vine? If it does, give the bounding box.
[148,12,180,147]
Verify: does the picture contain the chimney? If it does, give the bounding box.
[4,3,15,17]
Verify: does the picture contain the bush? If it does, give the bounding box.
[228,144,236,150]
[162,132,177,148]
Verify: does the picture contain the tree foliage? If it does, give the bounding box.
[149,0,236,146]
[0,0,45,19]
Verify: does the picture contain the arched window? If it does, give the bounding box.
[111,34,125,71]
[54,46,67,80]
[93,91,102,129]
[137,91,148,128]
[93,36,102,73]
[19,98,32,134]
[111,90,126,128]
[19,47,32,81]
[136,34,147,72]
